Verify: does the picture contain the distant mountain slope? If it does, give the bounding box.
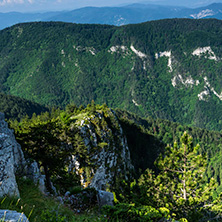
[2,3,222,30]
[1,19,222,131]
[45,5,183,26]
[183,3,222,19]
[0,93,48,120]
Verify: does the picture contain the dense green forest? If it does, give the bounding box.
[116,109,222,193]
[2,18,222,221]
[3,100,222,221]
[0,93,48,120]
[1,19,222,130]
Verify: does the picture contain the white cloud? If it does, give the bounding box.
[0,0,35,6]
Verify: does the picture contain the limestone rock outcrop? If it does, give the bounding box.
[0,112,26,197]
[68,109,134,191]
[26,160,47,194]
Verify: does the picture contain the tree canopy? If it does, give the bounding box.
[139,132,222,221]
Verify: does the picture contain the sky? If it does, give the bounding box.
[0,0,222,12]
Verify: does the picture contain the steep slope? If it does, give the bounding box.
[116,109,222,192]
[1,19,222,130]
[0,112,25,197]
[0,93,49,120]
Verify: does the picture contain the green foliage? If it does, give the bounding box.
[5,101,222,221]
[102,203,171,222]
[116,109,222,193]
[40,209,66,222]
[15,117,67,191]
[0,177,107,222]
[0,178,76,222]
[2,20,222,131]
[0,93,48,120]
[138,132,222,221]
[10,102,134,194]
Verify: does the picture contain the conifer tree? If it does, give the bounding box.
[16,117,66,192]
[139,132,221,221]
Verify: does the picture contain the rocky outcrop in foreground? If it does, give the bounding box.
[68,109,134,191]
[0,209,29,222]
[0,112,26,197]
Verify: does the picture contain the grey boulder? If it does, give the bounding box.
[0,210,29,222]
[97,190,114,207]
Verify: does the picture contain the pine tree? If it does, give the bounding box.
[16,117,66,192]
[139,132,221,221]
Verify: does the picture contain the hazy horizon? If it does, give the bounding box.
[0,0,222,13]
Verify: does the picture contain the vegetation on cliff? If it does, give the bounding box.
[1,101,221,221]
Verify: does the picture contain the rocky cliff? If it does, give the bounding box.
[0,112,25,197]
[68,108,134,191]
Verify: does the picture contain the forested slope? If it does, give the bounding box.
[4,98,222,221]
[1,19,222,130]
[0,93,48,120]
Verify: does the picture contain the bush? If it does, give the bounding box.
[102,203,171,222]
[40,209,66,222]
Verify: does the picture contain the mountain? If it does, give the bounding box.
[45,5,184,26]
[48,3,222,25]
[2,3,222,30]
[183,3,222,19]
[1,19,222,131]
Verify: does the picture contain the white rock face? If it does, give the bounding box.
[89,49,96,55]
[132,99,139,107]
[172,74,222,101]
[192,46,218,61]
[202,76,222,100]
[190,9,215,19]
[108,45,130,56]
[73,45,96,55]
[143,61,146,70]
[198,87,210,101]
[0,113,25,197]
[172,75,200,87]
[155,51,173,72]
[130,45,147,58]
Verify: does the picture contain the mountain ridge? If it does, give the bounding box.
[2,3,222,30]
